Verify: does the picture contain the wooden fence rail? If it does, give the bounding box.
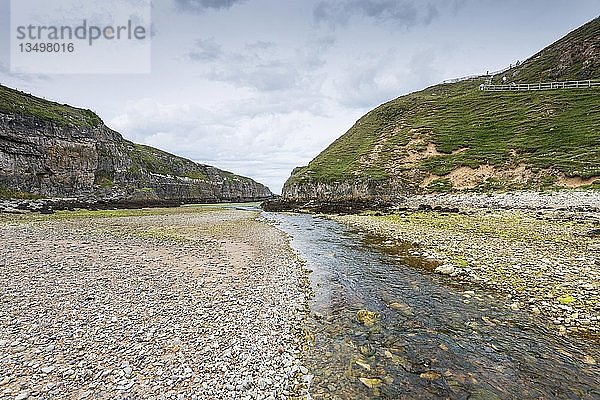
[480,80,600,91]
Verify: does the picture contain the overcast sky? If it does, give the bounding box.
[0,0,598,193]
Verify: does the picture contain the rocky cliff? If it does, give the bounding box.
[0,85,272,205]
[281,16,600,204]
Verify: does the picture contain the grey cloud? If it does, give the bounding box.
[314,0,441,27]
[451,0,469,15]
[189,38,223,61]
[333,48,441,109]
[188,40,297,90]
[188,37,333,92]
[0,62,51,83]
[245,41,277,51]
[206,60,299,91]
[334,65,399,109]
[407,48,440,87]
[423,2,439,24]
[173,0,245,13]
[300,36,336,69]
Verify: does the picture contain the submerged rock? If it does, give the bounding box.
[419,371,441,381]
[358,377,382,389]
[389,301,414,316]
[583,355,596,365]
[356,309,379,327]
[467,388,502,400]
[355,359,371,371]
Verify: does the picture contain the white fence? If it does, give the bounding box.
[441,75,481,84]
[441,65,514,85]
[480,80,600,91]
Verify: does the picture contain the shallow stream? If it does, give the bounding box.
[266,212,600,400]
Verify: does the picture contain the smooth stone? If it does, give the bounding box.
[434,265,456,275]
[420,371,441,381]
[355,360,371,371]
[15,391,30,400]
[358,377,382,389]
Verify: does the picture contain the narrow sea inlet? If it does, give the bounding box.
[266,212,600,400]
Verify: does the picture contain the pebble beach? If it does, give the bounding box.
[0,207,311,400]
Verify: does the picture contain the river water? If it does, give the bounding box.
[265,212,600,400]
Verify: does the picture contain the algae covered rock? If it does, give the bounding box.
[356,309,379,327]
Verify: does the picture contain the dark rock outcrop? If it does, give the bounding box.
[261,197,398,214]
[281,177,419,203]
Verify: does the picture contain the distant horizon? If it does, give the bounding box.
[0,0,598,193]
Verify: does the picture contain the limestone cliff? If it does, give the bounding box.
[0,85,272,204]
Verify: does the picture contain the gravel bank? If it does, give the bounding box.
[0,207,310,400]
[400,190,600,212]
[333,209,600,341]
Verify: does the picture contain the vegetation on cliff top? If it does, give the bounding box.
[0,84,102,127]
[130,143,253,183]
[287,16,600,191]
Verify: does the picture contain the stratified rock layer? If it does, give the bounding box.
[0,112,271,203]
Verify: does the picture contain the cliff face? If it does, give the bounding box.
[282,17,600,203]
[1,113,114,197]
[0,91,271,203]
[282,177,419,202]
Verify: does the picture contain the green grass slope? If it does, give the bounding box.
[0,84,102,127]
[287,16,600,194]
[129,143,255,184]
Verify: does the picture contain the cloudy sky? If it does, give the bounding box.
[0,0,598,193]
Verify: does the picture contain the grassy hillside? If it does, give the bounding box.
[288,17,600,193]
[0,84,102,127]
